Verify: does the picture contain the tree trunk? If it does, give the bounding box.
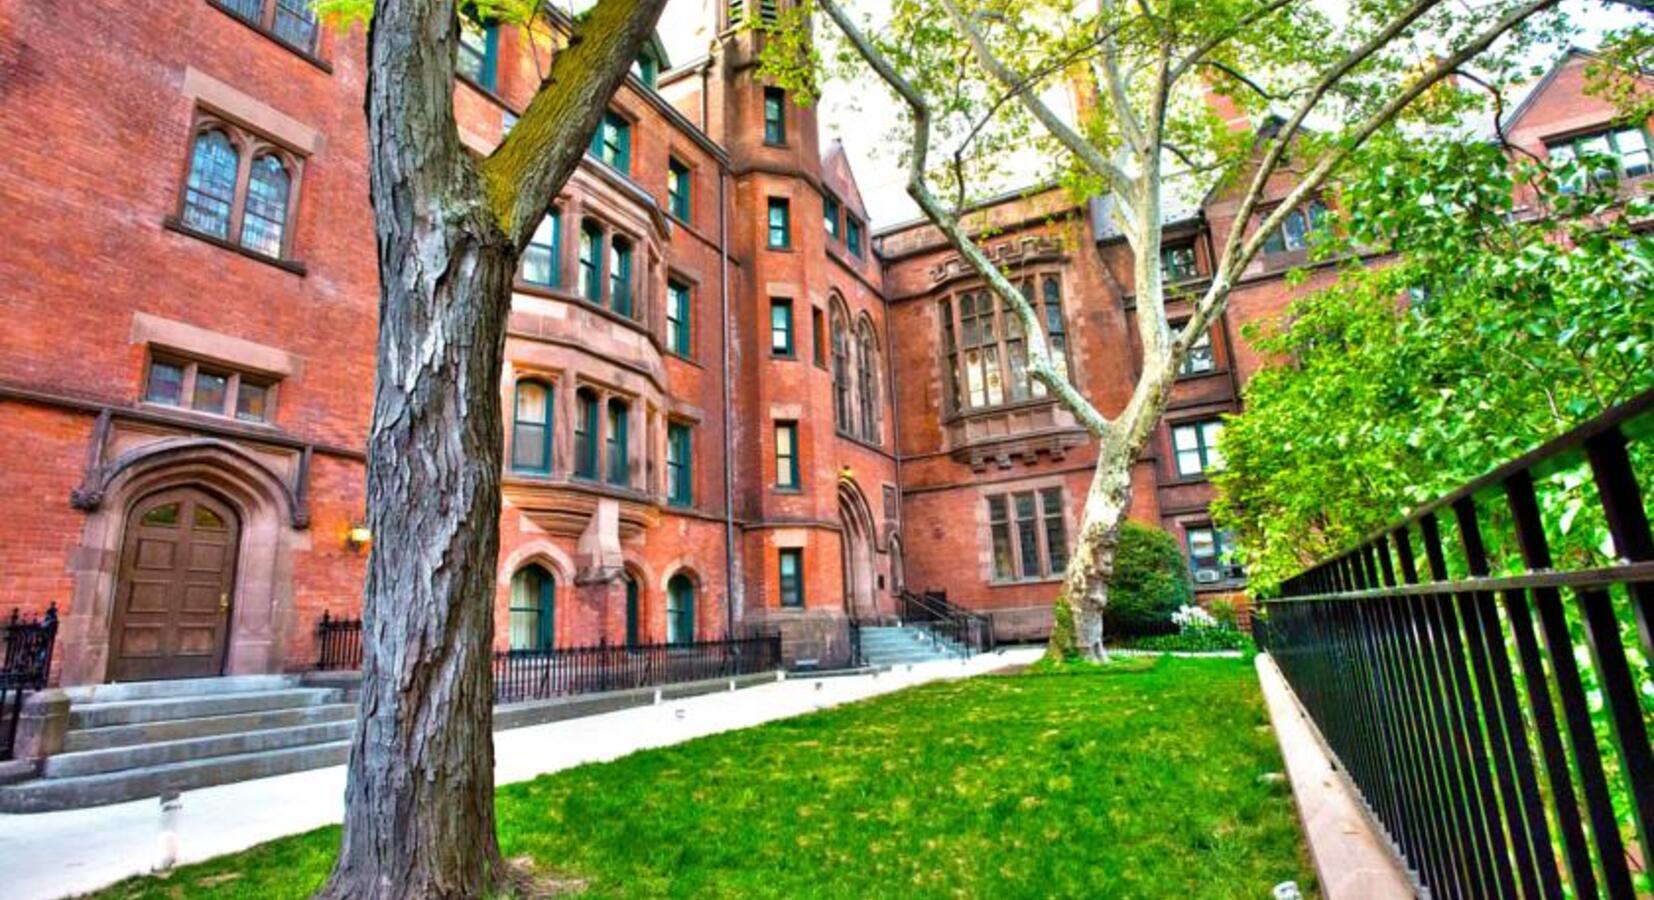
[318,2,519,894]
[1048,434,1135,662]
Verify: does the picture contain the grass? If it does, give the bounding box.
[94,657,1313,899]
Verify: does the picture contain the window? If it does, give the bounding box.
[812,307,827,366]
[521,210,560,288]
[1177,327,1215,376]
[846,216,864,258]
[667,422,693,506]
[589,111,631,172]
[666,574,695,645]
[1262,199,1327,254]
[830,304,851,430]
[987,488,1067,581]
[770,298,794,356]
[824,194,841,241]
[778,548,804,607]
[179,122,302,260]
[668,157,691,221]
[579,220,602,302]
[508,565,555,651]
[763,87,786,145]
[511,379,552,473]
[609,236,633,317]
[217,0,318,54]
[854,320,880,443]
[574,388,599,478]
[456,19,498,90]
[144,356,274,423]
[940,277,1068,413]
[1548,127,1652,186]
[666,280,692,356]
[633,50,660,89]
[1171,419,1224,477]
[1188,527,1244,584]
[501,111,518,135]
[624,575,641,648]
[767,198,790,249]
[1161,241,1198,281]
[606,399,630,486]
[775,421,799,489]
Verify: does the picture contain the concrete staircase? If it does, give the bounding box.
[856,625,966,666]
[0,675,356,813]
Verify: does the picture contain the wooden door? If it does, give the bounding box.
[109,488,239,681]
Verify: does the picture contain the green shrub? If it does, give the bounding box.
[1121,628,1253,653]
[1104,522,1194,637]
[1209,598,1241,631]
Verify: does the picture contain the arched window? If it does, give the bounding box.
[609,236,633,317]
[511,380,552,473]
[830,302,851,434]
[606,398,630,486]
[624,574,641,648]
[666,574,695,645]
[183,130,239,239]
[855,319,880,443]
[240,154,291,257]
[509,564,555,651]
[574,388,599,479]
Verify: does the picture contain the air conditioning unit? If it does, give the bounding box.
[1194,568,1221,584]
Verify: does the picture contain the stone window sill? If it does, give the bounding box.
[164,218,307,276]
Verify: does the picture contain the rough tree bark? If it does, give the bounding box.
[318,0,666,896]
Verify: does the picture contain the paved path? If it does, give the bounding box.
[0,648,1039,900]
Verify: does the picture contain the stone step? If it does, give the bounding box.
[862,649,958,663]
[61,675,303,704]
[69,689,344,730]
[0,740,352,814]
[45,719,356,779]
[64,703,358,752]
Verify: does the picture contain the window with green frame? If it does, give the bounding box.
[510,379,552,473]
[763,87,786,144]
[1171,419,1225,477]
[521,210,559,288]
[774,421,799,489]
[589,111,630,172]
[666,280,691,356]
[767,197,790,249]
[846,215,864,258]
[574,388,599,479]
[823,194,840,241]
[456,19,498,90]
[778,548,804,607]
[770,298,794,356]
[606,398,630,486]
[609,236,633,317]
[667,422,692,507]
[666,573,695,644]
[579,220,602,302]
[508,564,554,651]
[667,157,691,221]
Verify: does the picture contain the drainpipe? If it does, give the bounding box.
[719,162,738,640]
[883,250,902,620]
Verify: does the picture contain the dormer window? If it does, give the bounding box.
[590,111,631,172]
[1548,127,1651,187]
[1161,241,1198,281]
[1262,199,1327,255]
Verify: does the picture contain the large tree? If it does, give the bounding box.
[765,0,1573,659]
[314,0,667,896]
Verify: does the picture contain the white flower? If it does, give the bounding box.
[1170,604,1217,631]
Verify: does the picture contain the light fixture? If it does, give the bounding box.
[345,523,372,554]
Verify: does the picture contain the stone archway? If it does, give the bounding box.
[61,439,299,685]
[838,478,879,621]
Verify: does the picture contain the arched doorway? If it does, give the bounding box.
[666,574,695,645]
[838,479,878,621]
[624,573,641,648]
[508,564,555,651]
[109,487,240,681]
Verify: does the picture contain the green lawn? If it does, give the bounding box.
[95,657,1313,899]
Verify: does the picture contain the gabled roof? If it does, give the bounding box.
[1498,47,1595,135]
[821,138,871,220]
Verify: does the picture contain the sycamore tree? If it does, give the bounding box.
[310,0,666,896]
[763,0,1574,659]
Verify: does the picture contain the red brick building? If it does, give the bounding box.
[0,0,1636,684]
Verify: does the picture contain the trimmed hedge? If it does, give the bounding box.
[1104,522,1195,637]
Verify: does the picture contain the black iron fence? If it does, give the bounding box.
[1260,388,1654,900]
[2,604,59,760]
[316,619,782,705]
[897,589,996,655]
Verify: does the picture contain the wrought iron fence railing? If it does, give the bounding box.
[2,604,58,761]
[897,589,996,656]
[1260,387,1654,900]
[316,618,783,705]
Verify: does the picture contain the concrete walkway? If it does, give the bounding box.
[0,648,1039,900]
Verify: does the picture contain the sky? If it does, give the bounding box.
[654,0,1646,230]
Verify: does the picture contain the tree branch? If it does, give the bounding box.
[816,0,1113,436]
[1166,0,1296,85]
[481,0,669,247]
